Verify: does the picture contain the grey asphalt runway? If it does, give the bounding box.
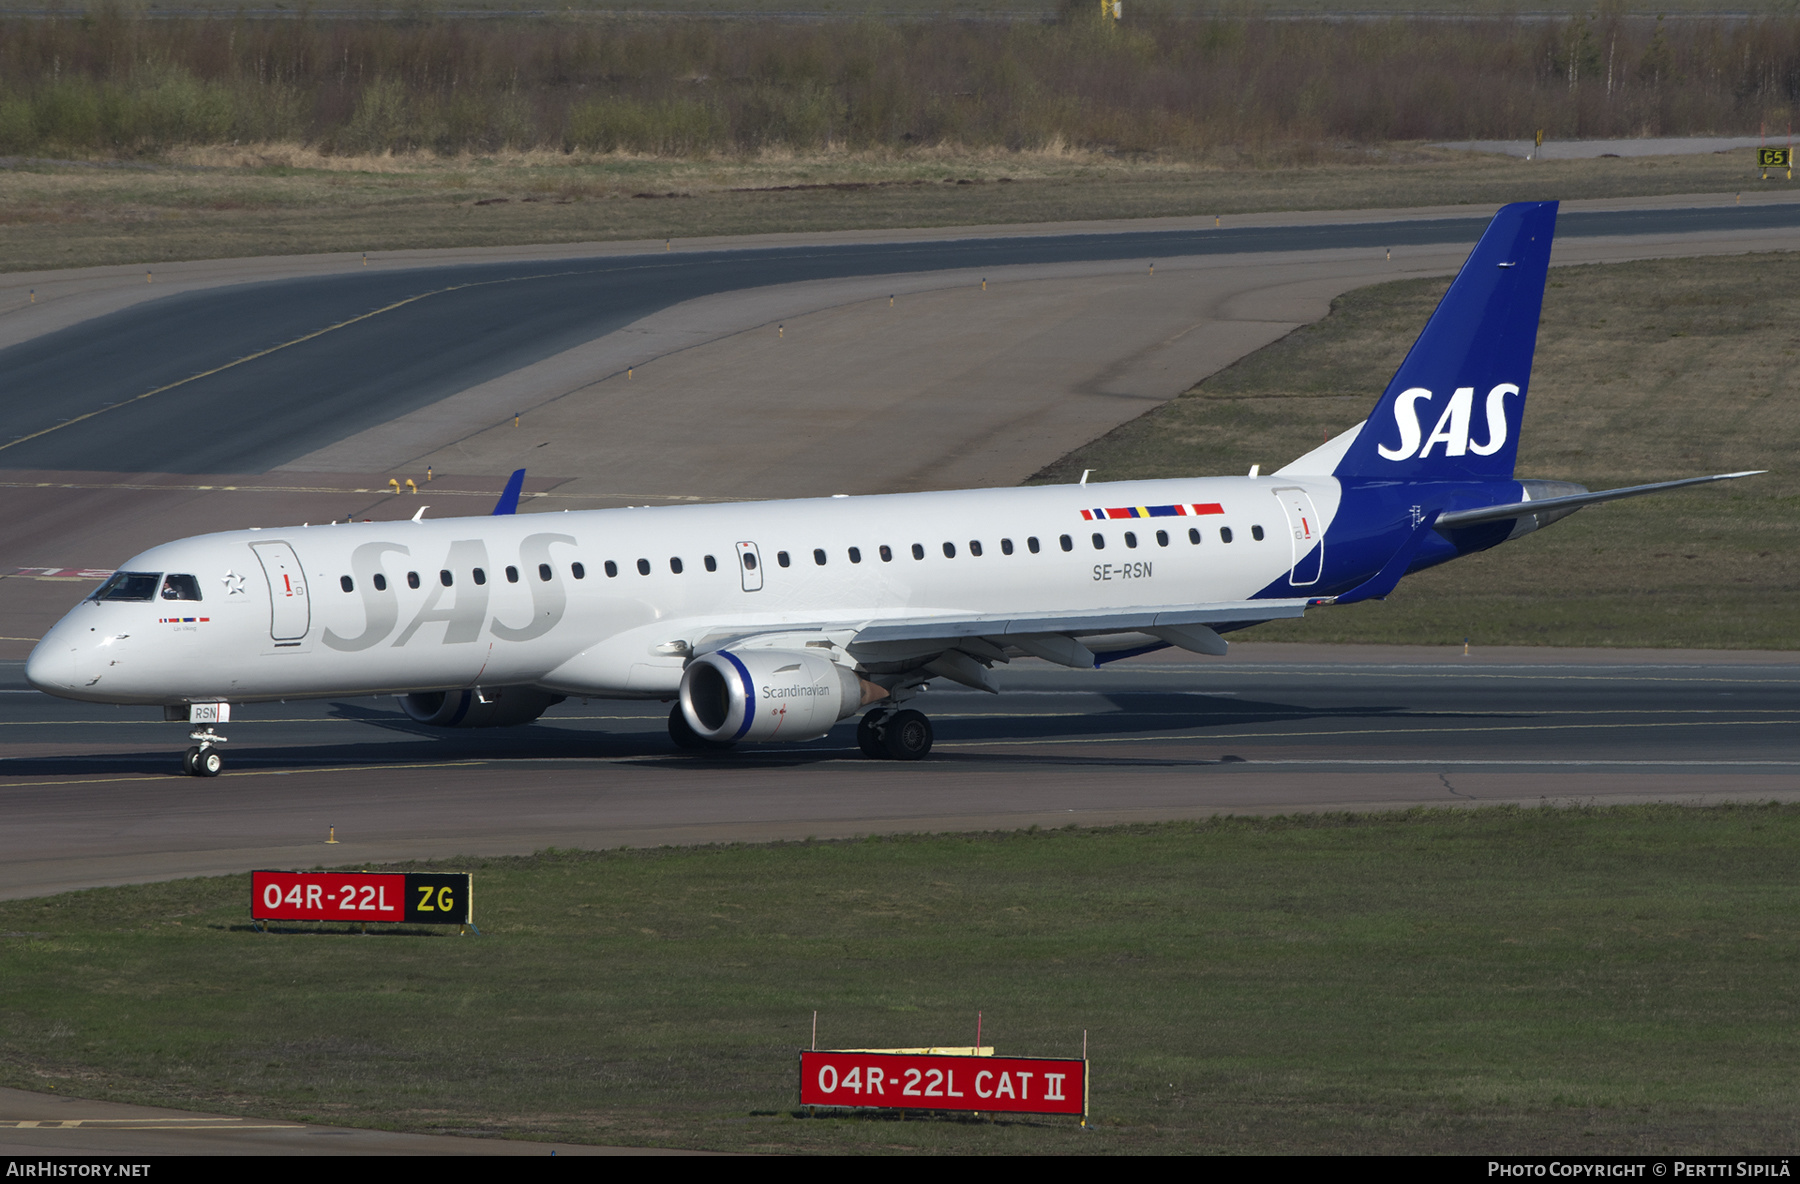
[6,200,1800,474]
[5,646,1797,901]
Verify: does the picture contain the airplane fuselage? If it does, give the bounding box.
[29,472,1411,707]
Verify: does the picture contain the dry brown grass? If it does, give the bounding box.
[3,145,1789,273]
[1033,252,1800,648]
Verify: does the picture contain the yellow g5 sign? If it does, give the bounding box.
[1759,147,1791,168]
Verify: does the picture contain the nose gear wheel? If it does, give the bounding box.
[182,726,227,777]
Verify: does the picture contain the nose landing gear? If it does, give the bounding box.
[856,707,933,761]
[182,727,227,777]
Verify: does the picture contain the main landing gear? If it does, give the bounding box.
[182,727,227,777]
[857,707,933,762]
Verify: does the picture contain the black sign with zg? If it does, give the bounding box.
[404,873,472,924]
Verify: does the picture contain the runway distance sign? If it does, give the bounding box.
[799,1050,1086,1116]
[252,871,471,925]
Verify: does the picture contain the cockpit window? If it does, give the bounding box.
[161,574,202,601]
[91,571,160,602]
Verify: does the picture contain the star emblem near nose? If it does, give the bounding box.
[222,570,247,595]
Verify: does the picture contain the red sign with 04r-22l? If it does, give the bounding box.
[798,1050,1086,1116]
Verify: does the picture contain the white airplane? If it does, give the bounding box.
[26,202,1760,775]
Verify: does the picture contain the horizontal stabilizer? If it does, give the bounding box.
[1435,471,1765,529]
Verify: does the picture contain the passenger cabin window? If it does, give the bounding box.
[848,547,862,564]
[373,574,388,592]
[1060,535,1073,552]
[777,551,791,568]
[439,570,453,587]
[911,544,925,560]
[605,561,618,578]
[704,555,717,572]
[1188,528,1201,545]
[969,540,983,557]
[570,563,585,580]
[407,571,421,589]
[473,567,487,585]
[1124,532,1138,549]
[813,549,827,566]
[670,557,684,574]
[506,566,520,583]
[1220,527,1234,543]
[636,559,651,576]
[92,572,160,601]
[1251,525,1266,541]
[942,542,957,558]
[742,552,758,570]
[538,563,553,581]
[339,575,354,593]
[1001,538,1014,555]
[1091,533,1105,550]
[879,545,893,562]
[1156,530,1169,547]
[1028,537,1041,554]
[161,574,202,600]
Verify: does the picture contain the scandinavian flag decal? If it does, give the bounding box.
[1081,503,1224,521]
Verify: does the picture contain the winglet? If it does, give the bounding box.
[492,469,526,516]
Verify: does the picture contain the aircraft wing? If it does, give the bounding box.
[692,598,1312,690]
[845,599,1312,644]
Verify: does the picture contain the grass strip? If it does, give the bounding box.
[3,147,1789,274]
[2,805,1797,1153]
[1033,251,1800,649]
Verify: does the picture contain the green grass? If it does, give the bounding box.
[3,808,1799,1152]
[1033,252,1800,649]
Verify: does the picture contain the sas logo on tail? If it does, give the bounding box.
[1378,384,1520,461]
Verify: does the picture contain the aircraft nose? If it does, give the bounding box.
[24,631,76,693]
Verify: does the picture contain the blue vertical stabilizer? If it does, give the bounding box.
[1335,201,1558,483]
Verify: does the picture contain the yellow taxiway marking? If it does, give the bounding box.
[3,1118,303,1129]
[0,760,490,789]
[937,716,1800,749]
[0,480,705,504]
[0,265,602,458]
[1132,666,1800,686]
[0,287,478,457]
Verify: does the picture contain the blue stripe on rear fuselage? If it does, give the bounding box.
[1249,479,1533,602]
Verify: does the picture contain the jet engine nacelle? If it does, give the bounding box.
[397,686,565,728]
[680,649,864,743]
